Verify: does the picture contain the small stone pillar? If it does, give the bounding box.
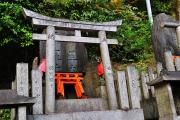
[117,71,129,109]
[98,31,118,110]
[45,26,55,113]
[16,63,29,120]
[126,66,141,109]
[32,69,43,114]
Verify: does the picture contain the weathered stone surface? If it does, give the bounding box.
[141,72,150,99]
[152,14,180,68]
[99,31,118,110]
[156,62,163,76]
[31,69,43,114]
[33,17,119,31]
[39,41,46,60]
[155,83,176,120]
[96,86,107,100]
[95,86,108,109]
[174,58,180,114]
[16,63,29,96]
[55,41,63,71]
[175,58,180,71]
[148,66,155,96]
[83,62,98,98]
[117,71,129,109]
[66,42,77,72]
[148,71,180,86]
[33,34,118,44]
[16,63,29,120]
[126,65,141,109]
[23,8,122,26]
[161,21,180,28]
[45,26,55,113]
[141,97,159,120]
[164,51,175,71]
[56,98,108,113]
[0,90,35,108]
[28,109,144,120]
[148,51,179,119]
[23,8,122,32]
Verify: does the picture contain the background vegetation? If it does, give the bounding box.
[0,0,176,119]
[0,0,175,63]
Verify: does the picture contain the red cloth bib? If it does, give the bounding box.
[97,62,104,76]
[39,58,46,72]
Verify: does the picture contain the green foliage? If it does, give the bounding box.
[1,0,174,63]
[0,109,10,120]
[0,0,153,62]
[0,2,33,46]
[152,0,175,14]
[43,0,110,6]
[109,4,151,62]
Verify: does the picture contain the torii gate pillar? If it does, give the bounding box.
[45,26,55,113]
[99,31,118,110]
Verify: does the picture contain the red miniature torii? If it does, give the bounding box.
[55,72,84,98]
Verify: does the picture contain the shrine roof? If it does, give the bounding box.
[23,8,122,32]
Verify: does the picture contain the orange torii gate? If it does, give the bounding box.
[55,72,84,98]
[23,8,122,113]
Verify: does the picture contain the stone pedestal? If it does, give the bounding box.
[27,109,144,120]
[148,71,180,120]
[155,83,176,120]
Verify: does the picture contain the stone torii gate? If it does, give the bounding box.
[23,8,122,113]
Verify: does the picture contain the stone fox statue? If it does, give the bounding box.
[152,13,180,68]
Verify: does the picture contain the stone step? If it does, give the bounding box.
[28,109,144,120]
[55,98,108,113]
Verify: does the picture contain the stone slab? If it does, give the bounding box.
[23,8,122,27]
[126,66,141,109]
[117,71,129,109]
[33,34,118,44]
[141,72,150,99]
[28,109,144,120]
[141,97,159,119]
[31,70,43,114]
[16,63,29,120]
[55,98,108,113]
[148,71,180,86]
[155,83,176,120]
[148,66,155,96]
[16,63,29,96]
[0,90,35,108]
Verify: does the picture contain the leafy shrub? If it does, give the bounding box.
[0,109,11,120]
